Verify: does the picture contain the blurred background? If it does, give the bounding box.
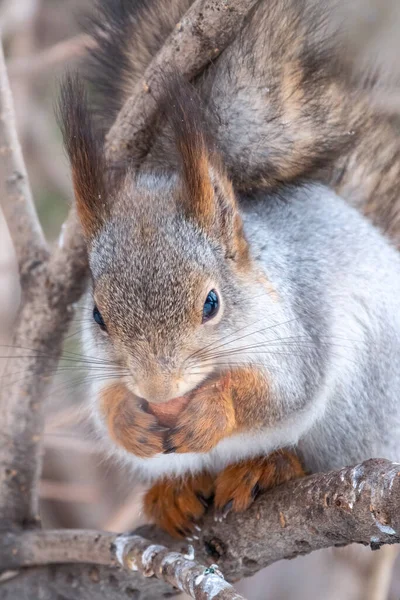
[0,0,400,598]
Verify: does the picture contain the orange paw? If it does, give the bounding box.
[143,472,214,538]
[101,385,166,458]
[214,450,305,516]
[163,375,236,454]
[111,404,166,458]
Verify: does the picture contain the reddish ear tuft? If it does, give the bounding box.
[176,124,215,230]
[165,80,215,230]
[166,78,249,267]
[57,74,108,239]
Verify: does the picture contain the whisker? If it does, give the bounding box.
[0,368,127,392]
[191,316,301,363]
[195,336,358,362]
[196,348,357,368]
[0,365,128,384]
[36,373,124,403]
[185,310,286,363]
[0,344,120,366]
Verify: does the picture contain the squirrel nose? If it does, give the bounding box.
[133,377,175,405]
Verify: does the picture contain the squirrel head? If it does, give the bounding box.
[58,75,263,405]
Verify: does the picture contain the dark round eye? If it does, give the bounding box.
[202,290,219,323]
[93,306,107,331]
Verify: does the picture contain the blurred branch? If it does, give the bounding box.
[0,38,47,271]
[105,0,260,164]
[7,34,96,79]
[102,488,145,532]
[0,0,40,39]
[39,481,100,504]
[366,545,399,600]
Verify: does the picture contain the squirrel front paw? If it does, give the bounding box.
[101,384,166,458]
[143,472,214,538]
[214,450,305,516]
[163,375,236,454]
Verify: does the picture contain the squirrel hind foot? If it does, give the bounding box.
[214,450,305,517]
[143,471,214,538]
[142,451,304,537]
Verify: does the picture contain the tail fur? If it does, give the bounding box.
[84,0,192,133]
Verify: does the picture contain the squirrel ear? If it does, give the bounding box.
[57,74,108,240]
[210,167,250,266]
[180,135,249,265]
[177,129,216,231]
[168,83,216,231]
[168,80,249,265]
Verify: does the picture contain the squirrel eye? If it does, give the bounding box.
[202,290,219,323]
[93,306,106,331]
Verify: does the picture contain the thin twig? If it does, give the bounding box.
[7,34,96,79]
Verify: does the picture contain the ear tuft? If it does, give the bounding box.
[57,73,107,239]
[165,77,250,267]
[164,78,215,230]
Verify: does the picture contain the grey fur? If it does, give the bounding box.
[241,185,400,472]
[84,182,400,478]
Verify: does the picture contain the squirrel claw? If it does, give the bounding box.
[196,492,213,508]
[163,442,177,454]
[215,498,234,521]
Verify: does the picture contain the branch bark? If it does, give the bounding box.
[183,458,400,580]
[0,38,47,271]
[0,530,245,600]
[0,38,88,529]
[105,0,259,164]
[0,459,399,598]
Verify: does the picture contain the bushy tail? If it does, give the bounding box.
[83,0,193,134]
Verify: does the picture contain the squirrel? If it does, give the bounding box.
[57,0,400,538]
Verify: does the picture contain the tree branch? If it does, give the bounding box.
[0,460,399,598]
[0,563,174,600]
[0,531,245,600]
[0,37,47,272]
[0,38,88,529]
[105,0,259,164]
[184,458,400,580]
